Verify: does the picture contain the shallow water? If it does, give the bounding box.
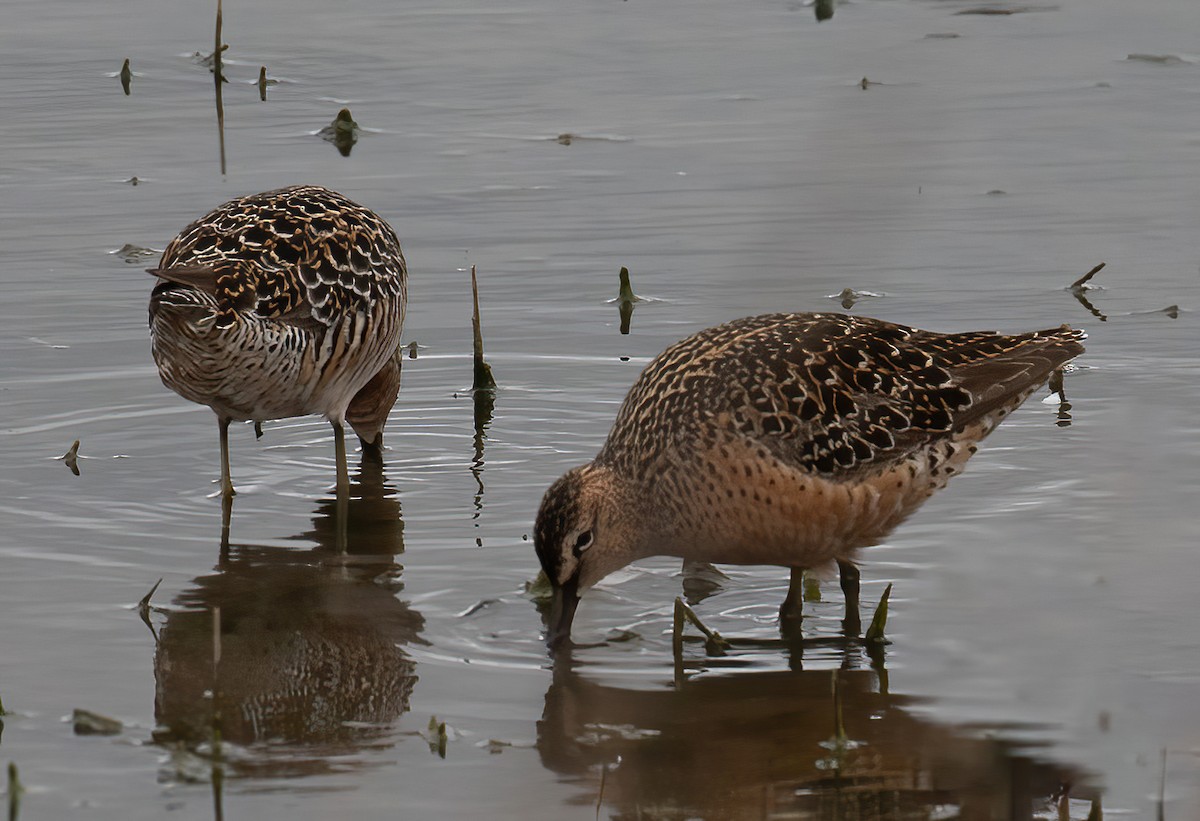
[2,0,1199,817]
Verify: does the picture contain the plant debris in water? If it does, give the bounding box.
[616,267,638,333]
[318,108,359,156]
[864,582,893,644]
[672,597,730,657]
[118,58,132,95]
[457,598,500,618]
[8,762,22,821]
[523,569,554,604]
[425,716,449,759]
[828,287,884,309]
[1126,53,1193,65]
[470,265,497,391]
[111,243,158,263]
[192,44,230,80]
[255,66,277,101]
[72,708,123,736]
[137,577,162,631]
[1069,262,1106,292]
[58,440,80,476]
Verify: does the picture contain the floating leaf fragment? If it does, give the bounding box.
[111,243,159,263]
[827,288,884,310]
[524,570,554,604]
[73,708,123,736]
[1126,53,1193,65]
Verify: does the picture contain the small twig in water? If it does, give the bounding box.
[1070,262,1106,292]
[672,597,730,656]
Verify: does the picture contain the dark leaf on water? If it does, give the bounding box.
[73,708,123,736]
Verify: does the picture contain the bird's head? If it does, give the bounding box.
[533,464,645,650]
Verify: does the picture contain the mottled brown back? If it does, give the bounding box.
[597,313,1083,482]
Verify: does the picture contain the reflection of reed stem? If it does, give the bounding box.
[595,761,608,820]
[211,606,225,821]
[7,762,22,821]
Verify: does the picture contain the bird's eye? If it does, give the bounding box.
[572,530,594,556]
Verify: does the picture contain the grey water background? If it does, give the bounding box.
[2,0,1199,817]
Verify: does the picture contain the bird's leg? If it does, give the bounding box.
[219,491,233,559]
[331,420,350,501]
[331,420,351,553]
[217,416,235,498]
[779,567,805,633]
[837,559,861,637]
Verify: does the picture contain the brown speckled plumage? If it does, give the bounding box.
[148,185,407,495]
[535,312,1084,645]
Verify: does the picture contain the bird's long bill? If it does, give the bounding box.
[546,577,580,651]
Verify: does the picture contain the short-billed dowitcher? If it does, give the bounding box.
[534,312,1084,647]
[148,185,407,498]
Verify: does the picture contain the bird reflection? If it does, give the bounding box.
[152,452,423,779]
[538,651,1095,819]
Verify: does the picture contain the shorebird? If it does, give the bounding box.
[148,185,407,499]
[534,312,1084,647]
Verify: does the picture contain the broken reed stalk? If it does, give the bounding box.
[138,578,163,628]
[672,597,730,656]
[864,582,892,644]
[214,0,223,79]
[617,267,636,304]
[214,0,227,175]
[471,265,496,391]
[1070,262,1105,292]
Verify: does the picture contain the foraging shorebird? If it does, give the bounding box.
[148,185,407,498]
[534,312,1084,647]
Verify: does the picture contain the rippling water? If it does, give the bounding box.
[2,0,1198,817]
